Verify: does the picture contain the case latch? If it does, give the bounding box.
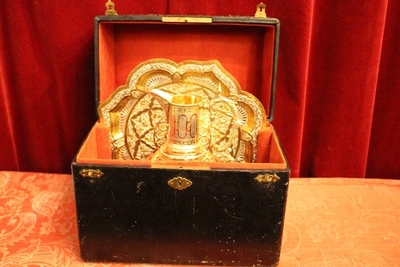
[80,169,104,178]
[255,2,267,18]
[105,0,118,15]
[255,173,280,183]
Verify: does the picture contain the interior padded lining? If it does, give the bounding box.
[98,22,275,117]
[95,123,112,159]
[90,20,284,170]
[270,130,286,164]
[76,123,98,162]
[98,23,115,105]
[255,127,272,163]
[76,122,287,170]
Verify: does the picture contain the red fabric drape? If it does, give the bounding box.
[1,0,399,178]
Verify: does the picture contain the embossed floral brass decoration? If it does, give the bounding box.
[98,59,267,162]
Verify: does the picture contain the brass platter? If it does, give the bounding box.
[98,59,267,162]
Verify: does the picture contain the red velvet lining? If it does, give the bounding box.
[98,21,276,118]
[77,122,287,170]
[86,20,286,170]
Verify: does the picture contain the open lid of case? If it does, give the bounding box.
[94,14,280,123]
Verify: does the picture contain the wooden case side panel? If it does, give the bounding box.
[71,163,289,266]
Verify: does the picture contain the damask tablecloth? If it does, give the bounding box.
[1,171,399,266]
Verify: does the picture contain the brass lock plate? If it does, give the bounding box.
[168,176,193,190]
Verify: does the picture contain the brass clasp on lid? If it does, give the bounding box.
[162,17,212,23]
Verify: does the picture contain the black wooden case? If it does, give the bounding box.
[72,13,289,267]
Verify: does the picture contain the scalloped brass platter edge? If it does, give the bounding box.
[98,59,267,163]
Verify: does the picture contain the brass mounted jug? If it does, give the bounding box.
[149,89,217,162]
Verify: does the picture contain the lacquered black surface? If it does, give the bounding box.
[72,164,289,266]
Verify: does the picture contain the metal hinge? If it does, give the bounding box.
[105,0,118,16]
[255,2,267,18]
[162,17,212,23]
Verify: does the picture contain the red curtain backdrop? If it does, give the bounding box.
[1,0,399,178]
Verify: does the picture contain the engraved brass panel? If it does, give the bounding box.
[80,169,104,178]
[168,176,193,190]
[255,173,280,183]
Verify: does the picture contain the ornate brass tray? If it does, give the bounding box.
[98,59,267,162]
